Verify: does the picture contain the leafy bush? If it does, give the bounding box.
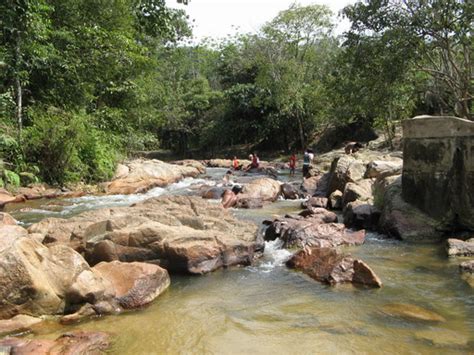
[24,107,118,184]
[3,169,20,187]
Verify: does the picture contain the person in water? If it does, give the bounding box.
[221,185,242,208]
[289,153,297,176]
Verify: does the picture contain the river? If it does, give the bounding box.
[5,169,474,354]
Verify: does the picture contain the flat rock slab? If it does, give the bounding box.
[29,195,262,274]
[286,247,382,287]
[381,303,446,323]
[0,315,42,336]
[414,329,471,348]
[0,331,110,354]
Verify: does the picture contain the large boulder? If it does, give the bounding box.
[0,331,111,354]
[301,196,328,209]
[206,159,251,168]
[327,156,366,196]
[0,229,90,319]
[286,247,382,287]
[329,190,343,210]
[170,159,206,174]
[281,183,301,200]
[0,212,17,226]
[0,225,170,321]
[264,215,365,249]
[365,159,403,179]
[378,177,443,242]
[237,178,281,203]
[446,238,474,257]
[343,201,381,230]
[29,196,263,274]
[92,261,170,309]
[342,179,373,207]
[105,159,202,195]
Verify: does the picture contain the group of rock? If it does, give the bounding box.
[0,149,471,352]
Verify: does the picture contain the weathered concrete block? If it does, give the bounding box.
[402,116,474,231]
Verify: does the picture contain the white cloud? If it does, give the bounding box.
[166,0,356,42]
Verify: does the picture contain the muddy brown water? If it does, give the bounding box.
[7,170,474,354]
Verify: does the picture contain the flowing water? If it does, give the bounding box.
[7,169,474,354]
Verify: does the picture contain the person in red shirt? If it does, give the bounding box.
[232,156,240,170]
[289,153,297,176]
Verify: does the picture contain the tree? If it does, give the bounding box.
[343,0,473,119]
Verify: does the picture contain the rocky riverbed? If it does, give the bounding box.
[0,149,472,354]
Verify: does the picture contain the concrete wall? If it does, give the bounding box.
[402,115,474,231]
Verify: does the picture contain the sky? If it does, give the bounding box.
[166,0,357,42]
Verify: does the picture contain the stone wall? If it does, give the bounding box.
[402,115,474,231]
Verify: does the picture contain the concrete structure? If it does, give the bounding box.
[402,115,474,231]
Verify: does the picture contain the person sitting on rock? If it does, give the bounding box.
[244,153,260,171]
[232,156,241,170]
[344,142,363,154]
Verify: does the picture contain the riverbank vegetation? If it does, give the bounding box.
[0,0,472,185]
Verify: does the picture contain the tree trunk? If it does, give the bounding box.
[15,35,22,143]
[296,111,305,149]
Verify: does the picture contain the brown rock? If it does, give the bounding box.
[238,178,281,202]
[264,216,365,249]
[302,176,322,196]
[459,260,474,273]
[0,315,42,336]
[298,207,338,223]
[170,159,206,174]
[287,247,381,287]
[378,177,443,242]
[29,196,262,274]
[342,179,373,207]
[202,186,226,199]
[327,156,366,195]
[381,303,446,323]
[352,260,383,287]
[329,190,343,210]
[343,201,381,230]
[302,196,328,209]
[0,331,111,354]
[281,183,300,199]
[0,212,17,226]
[365,160,402,179]
[105,159,202,195]
[446,238,474,257]
[93,261,170,309]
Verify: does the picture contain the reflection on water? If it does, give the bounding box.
[7,170,474,353]
[29,235,474,354]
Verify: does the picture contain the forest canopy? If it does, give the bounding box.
[0,0,472,185]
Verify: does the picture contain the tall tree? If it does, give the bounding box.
[344,0,473,119]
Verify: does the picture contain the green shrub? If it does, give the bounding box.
[24,107,118,184]
[4,169,20,187]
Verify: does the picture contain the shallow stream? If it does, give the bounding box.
[7,169,474,354]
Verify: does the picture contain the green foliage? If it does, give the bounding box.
[24,107,117,184]
[3,169,20,187]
